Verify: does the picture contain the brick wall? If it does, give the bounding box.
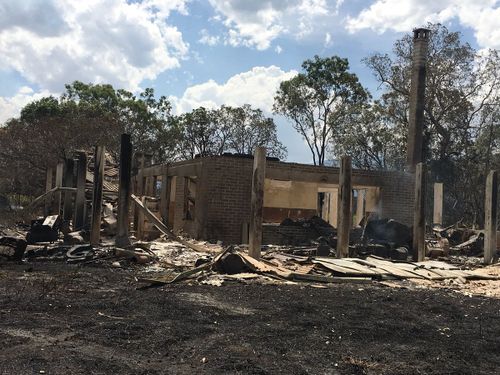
[202,156,253,243]
[170,155,415,244]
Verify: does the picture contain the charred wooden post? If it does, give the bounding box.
[44,168,53,216]
[145,176,155,197]
[53,162,64,214]
[407,28,430,172]
[249,146,266,259]
[433,182,443,226]
[337,156,352,258]
[484,170,498,264]
[413,162,426,261]
[62,158,75,228]
[133,154,146,232]
[90,146,105,246]
[73,152,87,230]
[159,172,171,225]
[116,134,133,247]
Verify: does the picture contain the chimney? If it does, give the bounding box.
[406,28,430,172]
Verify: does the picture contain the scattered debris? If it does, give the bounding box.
[26,215,61,244]
[0,236,27,261]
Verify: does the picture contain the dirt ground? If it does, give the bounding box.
[1,262,500,375]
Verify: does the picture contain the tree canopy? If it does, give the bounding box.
[0,82,177,195]
[0,82,286,197]
[274,55,369,165]
[340,23,500,223]
[177,104,286,159]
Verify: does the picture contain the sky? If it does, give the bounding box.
[0,0,498,163]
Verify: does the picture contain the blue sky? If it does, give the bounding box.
[0,0,497,163]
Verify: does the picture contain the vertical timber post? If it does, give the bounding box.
[433,182,443,226]
[249,147,266,259]
[406,28,430,172]
[53,162,64,214]
[159,171,170,225]
[90,146,105,246]
[74,152,87,230]
[116,134,133,247]
[484,170,498,264]
[337,156,352,258]
[62,158,74,229]
[133,154,146,232]
[413,162,426,261]
[44,168,53,216]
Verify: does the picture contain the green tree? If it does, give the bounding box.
[217,105,287,159]
[332,102,406,170]
[0,81,178,197]
[273,55,369,165]
[177,107,220,159]
[177,104,287,159]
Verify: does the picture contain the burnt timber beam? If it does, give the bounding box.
[90,146,105,246]
[116,134,133,247]
[249,147,266,259]
[484,170,498,264]
[412,162,426,261]
[73,152,87,230]
[336,156,352,258]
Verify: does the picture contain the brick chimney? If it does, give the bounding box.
[406,28,430,172]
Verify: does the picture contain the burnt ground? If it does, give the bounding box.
[1,262,500,375]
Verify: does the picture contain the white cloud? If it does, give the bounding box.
[198,29,220,46]
[208,0,330,50]
[170,66,297,114]
[0,86,53,124]
[346,0,500,49]
[0,0,189,92]
[324,32,332,47]
[275,45,283,54]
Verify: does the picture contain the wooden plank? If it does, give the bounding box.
[249,147,266,259]
[116,134,133,247]
[433,183,443,226]
[484,170,498,264]
[131,194,209,253]
[413,162,426,261]
[90,146,105,246]
[337,156,352,258]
